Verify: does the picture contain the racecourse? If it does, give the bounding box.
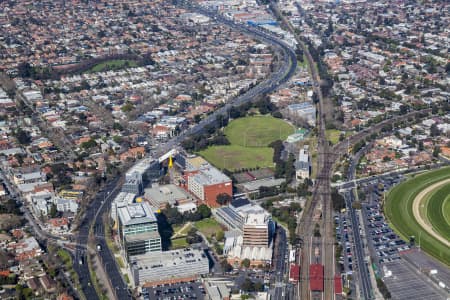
[385,167,450,266]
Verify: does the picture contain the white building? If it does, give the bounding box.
[130,248,209,286]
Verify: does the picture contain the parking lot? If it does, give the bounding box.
[382,260,448,300]
[335,213,355,275]
[358,175,409,266]
[142,281,205,300]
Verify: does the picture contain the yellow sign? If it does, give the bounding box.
[168,155,173,169]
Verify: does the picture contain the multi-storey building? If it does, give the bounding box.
[243,213,270,247]
[186,164,232,207]
[117,202,161,259]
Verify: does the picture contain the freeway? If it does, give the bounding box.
[153,1,297,157]
[73,176,131,300]
[72,3,298,300]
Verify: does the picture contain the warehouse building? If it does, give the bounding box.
[287,101,316,127]
[130,248,209,286]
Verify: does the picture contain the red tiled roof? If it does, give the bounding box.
[309,264,324,292]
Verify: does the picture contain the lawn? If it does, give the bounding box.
[325,129,342,145]
[194,218,223,240]
[89,59,138,73]
[224,116,295,147]
[198,145,274,171]
[385,167,450,266]
[199,116,294,171]
[426,185,450,241]
[170,237,189,250]
[444,196,450,226]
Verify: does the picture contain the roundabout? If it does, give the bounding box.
[385,167,450,266]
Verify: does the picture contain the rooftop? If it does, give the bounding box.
[118,202,157,226]
[191,165,231,186]
[130,248,208,271]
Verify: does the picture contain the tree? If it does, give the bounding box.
[163,205,183,225]
[216,193,231,206]
[240,278,255,292]
[221,259,233,273]
[197,204,211,219]
[433,146,441,158]
[216,230,224,242]
[49,203,58,218]
[241,258,251,269]
[80,138,97,149]
[15,129,31,145]
[113,122,123,131]
[430,123,440,137]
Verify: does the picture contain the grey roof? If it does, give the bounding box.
[125,231,161,242]
[240,178,285,192]
[295,161,310,170]
[118,202,157,226]
[191,165,231,186]
[144,184,192,206]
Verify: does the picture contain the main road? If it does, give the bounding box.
[73,3,298,300]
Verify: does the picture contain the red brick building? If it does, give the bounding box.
[186,165,232,207]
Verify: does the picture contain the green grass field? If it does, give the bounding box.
[326,129,342,145]
[385,167,450,266]
[426,184,450,241]
[443,197,450,225]
[198,145,274,171]
[194,218,222,239]
[224,116,295,147]
[89,59,138,73]
[170,237,189,250]
[199,116,294,171]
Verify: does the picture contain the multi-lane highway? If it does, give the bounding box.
[72,4,298,300]
[73,176,132,300]
[344,147,373,299]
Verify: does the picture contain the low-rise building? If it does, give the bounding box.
[130,248,209,286]
[295,146,311,179]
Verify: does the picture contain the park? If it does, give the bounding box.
[198,116,295,171]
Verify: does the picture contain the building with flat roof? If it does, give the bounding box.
[287,101,316,127]
[111,192,136,221]
[117,202,161,258]
[295,146,311,179]
[144,184,194,210]
[217,199,275,267]
[187,163,232,207]
[130,248,209,286]
[204,280,231,300]
[122,171,143,195]
[243,213,270,247]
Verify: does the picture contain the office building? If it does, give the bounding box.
[117,202,161,258]
[243,213,270,247]
[122,171,143,195]
[186,163,232,207]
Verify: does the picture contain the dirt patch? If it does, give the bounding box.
[412,178,450,247]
